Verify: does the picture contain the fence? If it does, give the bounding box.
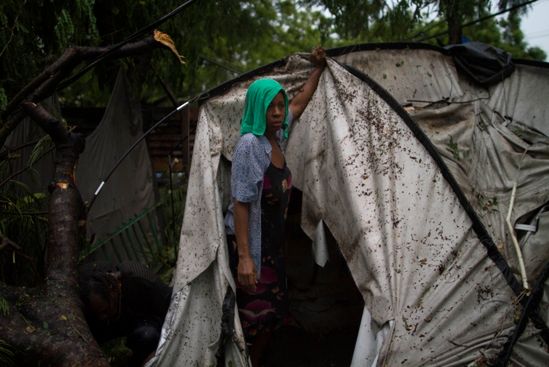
[79,204,165,271]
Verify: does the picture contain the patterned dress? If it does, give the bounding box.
[229,162,292,343]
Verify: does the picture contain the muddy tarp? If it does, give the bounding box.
[149,46,548,366]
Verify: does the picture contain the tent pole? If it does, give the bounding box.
[87,99,193,211]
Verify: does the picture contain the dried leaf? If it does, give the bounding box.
[154,30,186,64]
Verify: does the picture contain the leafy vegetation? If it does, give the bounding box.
[1,0,546,278]
[0,296,8,316]
[304,0,546,59]
[0,0,336,110]
[0,180,48,286]
[0,0,545,113]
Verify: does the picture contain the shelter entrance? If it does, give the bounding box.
[262,189,364,366]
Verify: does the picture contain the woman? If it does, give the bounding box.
[224,48,326,366]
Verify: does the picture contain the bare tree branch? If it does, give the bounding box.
[0,102,104,366]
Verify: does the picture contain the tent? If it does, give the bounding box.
[149,43,549,366]
[77,70,159,262]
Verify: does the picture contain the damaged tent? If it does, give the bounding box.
[148,43,549,366]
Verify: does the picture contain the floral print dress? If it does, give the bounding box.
[229,162,292,344]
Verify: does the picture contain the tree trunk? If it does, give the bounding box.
[441,0,463,44]
[0,102,109,366]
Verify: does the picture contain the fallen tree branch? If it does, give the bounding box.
[1,34,164,147]
[0,283,107,366]
[0,103,108,366]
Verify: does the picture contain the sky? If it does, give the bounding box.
[520,0,549,59]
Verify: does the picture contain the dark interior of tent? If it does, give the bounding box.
[258,188,364,367]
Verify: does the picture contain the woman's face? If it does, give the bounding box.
[266,92,285,135]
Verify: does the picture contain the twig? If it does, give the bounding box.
[0,0,27,58]
[506,183,529,291]
[0,236,22,251]
[448,339,473,348]
[0,138,41,160]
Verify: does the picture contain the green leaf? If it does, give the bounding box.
[0,296,9,317]
[0,87,7,111]
[28,135,53,167]
[446,136,461,161]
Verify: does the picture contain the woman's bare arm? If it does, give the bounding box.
[233,200,257,289]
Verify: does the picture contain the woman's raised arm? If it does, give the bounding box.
[289,47,327,120]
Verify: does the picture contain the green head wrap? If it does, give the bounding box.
[240,78,289,138]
